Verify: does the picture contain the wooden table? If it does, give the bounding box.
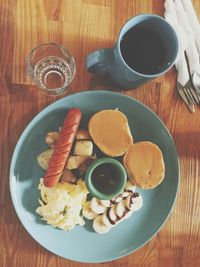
[1,0,200,266]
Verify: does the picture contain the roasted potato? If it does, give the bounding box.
[65,155,89,170]
[37,149,54,170]
[60,169,77,184]
[77,156,97,175]
[45,132,59,148]
[74,140,93,156]
[76,129,91,140]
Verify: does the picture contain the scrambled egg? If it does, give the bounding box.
[36,179,88,230]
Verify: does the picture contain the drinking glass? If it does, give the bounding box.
[26,43,76,95]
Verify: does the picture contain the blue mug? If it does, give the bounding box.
[86,14,178,89]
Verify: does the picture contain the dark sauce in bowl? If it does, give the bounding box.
[91,163,122,195]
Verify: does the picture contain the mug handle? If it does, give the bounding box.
[86,48,114,74]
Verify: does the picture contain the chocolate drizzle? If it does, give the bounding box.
[110,189,135,205]
[105,192,140,224]
[110,200,116,205]
[106,208,116,225]
[132,192,139,198]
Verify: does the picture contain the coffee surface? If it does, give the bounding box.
[120,24,166,75]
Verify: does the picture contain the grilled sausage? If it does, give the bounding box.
[44,108,82,187]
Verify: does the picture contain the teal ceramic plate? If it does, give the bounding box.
[10,91,179,263]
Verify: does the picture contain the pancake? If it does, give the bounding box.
[88,110,133,157]
[123,141,165,189]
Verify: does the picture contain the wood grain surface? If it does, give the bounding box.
[1,0,200,266]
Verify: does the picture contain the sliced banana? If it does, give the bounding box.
[113,194,124,203]
[102,211,114,228]
[121,191,130,198]
[125,180,136,192]
[108,206,118,224]
[99,199,111,207]
[82,201,98,220]
[125,194,132,210]
[116,199,126,218]
[93,215,111,234]
[88,182,143,234]
[131,194,143,211]
[110,181,136,204]
[124,209,134,219]
[90,198,106,214]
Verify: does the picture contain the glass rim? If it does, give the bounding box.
[27,42,72,58]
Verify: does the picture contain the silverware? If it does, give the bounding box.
[177,81,196,113]
[174,0,200,109]
[175,51,200,112]
[165,0,200,112]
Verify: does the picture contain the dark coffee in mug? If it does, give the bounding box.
[120,23,167,75]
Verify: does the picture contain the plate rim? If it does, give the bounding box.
[9,90,180,263]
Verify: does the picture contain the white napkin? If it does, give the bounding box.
[174,0,200,75]
[164,0,189,86]
[164,0,200,86]
[182,0,200,54]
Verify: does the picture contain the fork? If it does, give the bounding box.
[177,53,200,108]
[177,80,200,113]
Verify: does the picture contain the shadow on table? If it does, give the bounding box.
[88,73,118,91]
[173,130,200,158]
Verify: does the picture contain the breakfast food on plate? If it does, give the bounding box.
[93,192,143,234]
[76,129,91,140]
[82,181,143,234]
[123,141,165,189]
[88,109,133,157]
[66,155,90,170]
[45,126,89,149]
[82,181,136,219]
[73,140,93,156]
[37,152,93,171]
[37,149,54,170]
[36,108,149,234]
[60,169,77,184]
[36,179,88,230]
[76,156,97,176]
[44,108,82,187]
[45,132,59,148]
